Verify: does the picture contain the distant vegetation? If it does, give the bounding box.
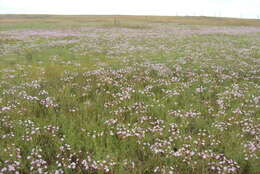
[1,15,260,31]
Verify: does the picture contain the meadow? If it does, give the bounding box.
[0,15,260,174]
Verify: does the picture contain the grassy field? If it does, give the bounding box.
[0,15,260,174]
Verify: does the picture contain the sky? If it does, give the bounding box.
[0,0,260,19]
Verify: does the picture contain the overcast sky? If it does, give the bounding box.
[1,0,260,19]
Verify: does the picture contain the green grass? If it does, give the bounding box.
[0,15,259,174]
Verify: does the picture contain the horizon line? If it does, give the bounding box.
[1,14,260,20]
